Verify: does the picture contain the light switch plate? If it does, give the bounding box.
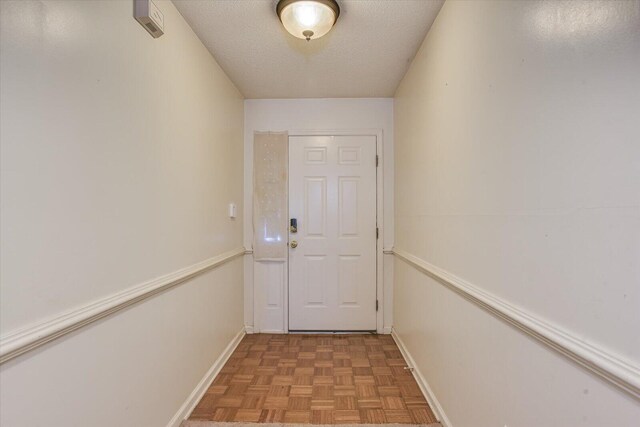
[228,203,237,219]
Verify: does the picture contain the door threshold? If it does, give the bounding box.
[287,330,377,334]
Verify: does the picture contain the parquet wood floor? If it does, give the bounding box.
[189,334,437,424]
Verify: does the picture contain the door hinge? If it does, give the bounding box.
[376,155,379,167]
[376,227,379,239]
[376,300,379,311]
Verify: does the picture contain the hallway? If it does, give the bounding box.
[188,334,438,425]
[1,1,639,426]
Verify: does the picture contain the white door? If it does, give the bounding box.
[288,135,377,331]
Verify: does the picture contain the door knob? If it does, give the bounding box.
[290,240,298,248]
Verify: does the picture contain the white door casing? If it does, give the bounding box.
[288,135,377,330]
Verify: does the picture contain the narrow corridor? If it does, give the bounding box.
[2,1,638,425]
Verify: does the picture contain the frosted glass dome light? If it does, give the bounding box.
[277,0,340,41]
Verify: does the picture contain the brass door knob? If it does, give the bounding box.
[290,240,298,248]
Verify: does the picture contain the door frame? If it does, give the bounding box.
[286,129,385,333]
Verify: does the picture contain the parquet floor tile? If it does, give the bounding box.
[189,334,437,424]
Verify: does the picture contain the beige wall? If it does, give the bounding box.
[0,1,244,425]
[394,0,640,426]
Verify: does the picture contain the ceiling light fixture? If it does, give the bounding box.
[277,0,340,42]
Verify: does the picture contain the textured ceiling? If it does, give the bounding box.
[172,0,444,99]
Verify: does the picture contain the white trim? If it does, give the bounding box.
[0,247,246,364]
[167,327,246,427]
[392,248,640,400]
[257,329,288,334]
[391,328,452,427]
[374,129,385,334]
[286,129,386,333]
[288,128,383,137]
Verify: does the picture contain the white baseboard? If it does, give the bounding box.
[381,326,392,334]
[391,328,452,427]
[244,325,254,334]
[167,327,246,427]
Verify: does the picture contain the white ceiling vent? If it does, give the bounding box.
[134,0,164,39]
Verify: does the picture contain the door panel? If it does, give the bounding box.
[305,255,328,306]
[289,135,377,331]
[304,178,326,236]
[338,255,360,305]
[339,177,360,236]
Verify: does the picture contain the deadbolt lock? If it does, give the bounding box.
[290,240,298,248]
